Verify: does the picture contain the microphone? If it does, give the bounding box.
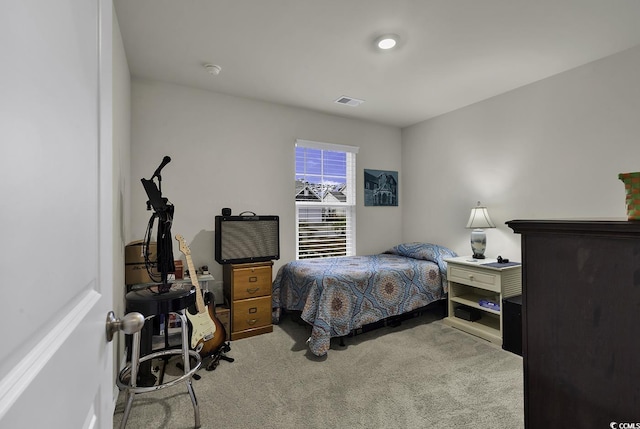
[152,156,171,178]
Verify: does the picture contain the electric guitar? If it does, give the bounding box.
[176,234,226,356]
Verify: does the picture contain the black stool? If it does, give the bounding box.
[117,283,201,429]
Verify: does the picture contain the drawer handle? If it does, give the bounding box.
[246,287,259,294]
[247,318,258,325]
[469,275,474,281]
[248,276,258,283]
[248,307,257,314]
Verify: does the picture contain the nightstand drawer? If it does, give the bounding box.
[231,265,272,300]
[449,265,499,292]
[232,296,272,331]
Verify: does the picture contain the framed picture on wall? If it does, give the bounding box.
[364,169,398,206]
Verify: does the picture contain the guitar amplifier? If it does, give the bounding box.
[215,215,280,264]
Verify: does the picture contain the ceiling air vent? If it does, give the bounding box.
[334,96,365,107]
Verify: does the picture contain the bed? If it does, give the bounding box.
[271,242,457,356]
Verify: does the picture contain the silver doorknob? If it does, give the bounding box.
[105,311,145,342]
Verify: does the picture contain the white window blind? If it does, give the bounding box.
[295,139,358,259]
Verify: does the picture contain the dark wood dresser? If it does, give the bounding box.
[507,219,640,428]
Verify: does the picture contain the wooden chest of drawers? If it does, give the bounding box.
[223,261,273,340]
[508,219,640,428]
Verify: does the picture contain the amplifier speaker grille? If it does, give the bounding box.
[215,216,280,264]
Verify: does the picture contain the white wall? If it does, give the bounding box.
[130,79,402,281]
[402,45,640,260]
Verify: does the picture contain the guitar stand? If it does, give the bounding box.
[175,361,202,381]
[172,290,235,376]
[176,342,234,376]
[200,290,234,371]
[205,341,234,371]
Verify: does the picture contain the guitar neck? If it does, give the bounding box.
[185,253,206,312]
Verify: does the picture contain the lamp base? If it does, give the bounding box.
[470,228,487,260]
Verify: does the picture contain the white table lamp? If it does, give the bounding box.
[466,201,496,259]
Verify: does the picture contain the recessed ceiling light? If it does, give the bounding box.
[375,34,399,50]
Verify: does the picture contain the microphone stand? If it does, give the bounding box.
[137,160,176,386]
[154,172,173,290]
[141,156,175,290]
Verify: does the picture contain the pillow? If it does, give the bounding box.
[385,242,458,283]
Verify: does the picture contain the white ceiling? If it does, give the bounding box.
[114,0,640,128]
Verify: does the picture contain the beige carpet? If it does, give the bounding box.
[114,311,523,429]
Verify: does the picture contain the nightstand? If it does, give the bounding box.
[443,256,522,345]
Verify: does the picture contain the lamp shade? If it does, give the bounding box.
[466,203,496,229]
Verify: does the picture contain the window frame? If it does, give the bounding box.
[294,139,359,259]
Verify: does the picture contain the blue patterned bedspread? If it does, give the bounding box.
[272,243,457,356]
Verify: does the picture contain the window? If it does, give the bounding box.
[295,139,358,259]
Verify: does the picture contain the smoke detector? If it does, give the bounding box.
[204,64,222,75]
[334,96,365,107]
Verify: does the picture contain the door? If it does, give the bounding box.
[0,1,114,428]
